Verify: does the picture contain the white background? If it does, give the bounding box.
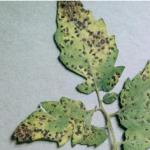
[0,1,150,150]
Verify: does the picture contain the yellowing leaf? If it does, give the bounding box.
[118,61,150,150]
[54,1,124,94]
[13,97,107,147]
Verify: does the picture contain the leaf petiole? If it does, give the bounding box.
[95,88,118,150]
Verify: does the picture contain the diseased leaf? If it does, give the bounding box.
[13,97,107,147]
[54,1,124,94]
[72,126,107,147]
[118,61,150,150]
[103,92,118,104]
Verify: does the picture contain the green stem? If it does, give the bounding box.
[109,111,119,117]
[87,61,118,149]
[95,89,118,150]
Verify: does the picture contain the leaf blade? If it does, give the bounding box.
[103,92,118,104]
[118,61,150,150]
[13,97,107,147]
[55,1,124,94]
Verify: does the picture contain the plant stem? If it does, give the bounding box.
[95,89,118,150]
[109,111,119,117]
[87,62,118,149]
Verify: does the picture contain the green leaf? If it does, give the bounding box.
[118,61,150,150]
[103,92,118,104]
[13,97,107,147]
[54,1,124,94]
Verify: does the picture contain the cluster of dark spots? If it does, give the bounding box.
[73,15,90,30]
[59,2,90,30]
[43,130,49,137]
[105,37,109,44]
[74,29,78,34]
[87,40,92,47]
[76,20,86,29]
[60,27,69,36]
[64,39,69,43]
[59,44,64,49]
[39,115,46,121]
[34,128,43,132]
[14,124,32,142]
[68,120,75,127]
[83,17,89,23]
[95,38,106,47]
[142,74,148,81]
[74,28,80,37]
[39,122,43,126]
[107,51,111,55]
[75,125,82,135]
[87,30,93,36]
[87,70,92,76]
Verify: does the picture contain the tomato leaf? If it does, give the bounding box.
[13,97,107,147]
[118,61,150,150]
[103,92,118,104]
[54,1,124,94]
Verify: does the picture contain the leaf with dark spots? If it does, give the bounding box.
[13,97,107,147]
[118,61,150,150]
[103,92,118,104]
[54,1,124,94]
